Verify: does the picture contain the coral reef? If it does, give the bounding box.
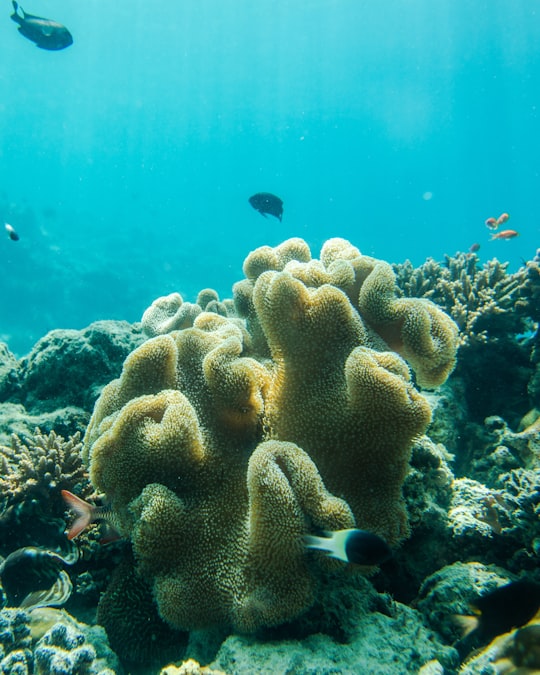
[83,237,458,636]
[0,607,120,675]
[393,251,540,426]
[0,430,90,513]
[203,574,457,674]
[3,238,540,673]
[161,661,228,675]
[0,321,145,445]
[0,429,93,552]
[18,321,145,413]
[416,561,516,643]
[0,343,18,403]
[392,252,535,348]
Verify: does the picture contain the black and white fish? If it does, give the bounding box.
[5,223,19,241]
[305,528,392,566]
[10,1,73,50]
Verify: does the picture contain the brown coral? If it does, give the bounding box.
[393,252,535,348]
[85,238,457,634]
[0,429,91,513]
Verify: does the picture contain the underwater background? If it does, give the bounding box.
[1,4,540,675]
[1,0,539,356]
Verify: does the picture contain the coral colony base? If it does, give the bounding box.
[0,238,539,675]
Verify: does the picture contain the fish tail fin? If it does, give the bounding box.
[452,614,479,637]
[11,1,21,22]
[61,489,95,540]
[304,534,331,553]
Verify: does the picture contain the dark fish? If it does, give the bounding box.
[10,1,73,51]
[455,579,540,657]
[248,192,283,221]
[0,545,77,607]
[305,528,392,566]
[5,222,19,241]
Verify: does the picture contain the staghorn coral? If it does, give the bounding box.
[393,252,536,349]
[393,252,540,424]
[85,238,457,635]
[0,429,91,514]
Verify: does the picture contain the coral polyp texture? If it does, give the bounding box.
[84,238,458,633]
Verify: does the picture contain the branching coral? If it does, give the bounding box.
[0,430,92,514]
[84,238,458,634]
[393,252,536,348]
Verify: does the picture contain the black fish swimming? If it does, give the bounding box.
[248,192,283,221]
[455,579,540,658]
[10,1,73,51]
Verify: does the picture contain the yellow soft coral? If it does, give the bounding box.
[85,238,457,634]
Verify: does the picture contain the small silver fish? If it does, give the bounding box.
[305,528,392,566]
[5,223,19,241]
[11,1,73,51]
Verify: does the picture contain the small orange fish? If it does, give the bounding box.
[469,243,481,253]
[485,217,498,230]
[496,212,510,226]
[490,229,519,240]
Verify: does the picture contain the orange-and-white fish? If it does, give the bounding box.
[490,229,519,241]
[485,213,510,231]
[61,490,122,541]
[496,212,510,226]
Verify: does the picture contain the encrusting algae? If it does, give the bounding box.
[80,238,459,634]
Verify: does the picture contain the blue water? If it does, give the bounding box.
[1,0,539,355]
